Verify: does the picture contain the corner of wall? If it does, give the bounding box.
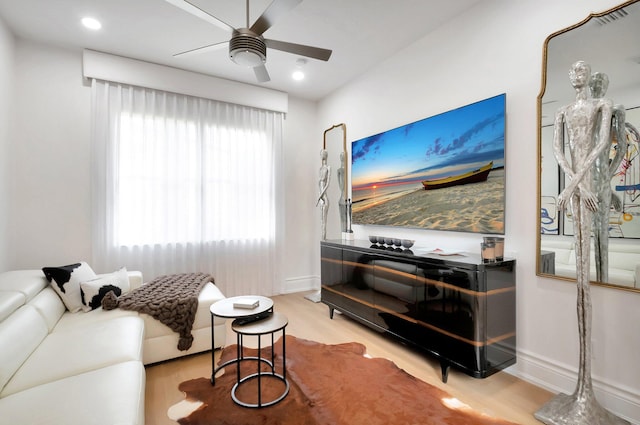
[0,16,15,271]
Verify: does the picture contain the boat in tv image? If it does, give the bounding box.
[422,161,493,190]
[351,93,506,234]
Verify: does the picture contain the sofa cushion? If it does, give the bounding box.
[606,269,635,288]
[0,270,48,302]
[1,315,144,396]
[42,262,97,313]
[609,250,640,273]
[0,361,145,425]
[51,271,144,331]
[0,305,48,392]
[80,267,130,311]
[52,306,138,332]
[0,291,25,322]
[27,287,66,332]
[123,270,144,291]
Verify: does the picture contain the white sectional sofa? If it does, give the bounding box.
[541,237,640,288]
[0,268,227,425]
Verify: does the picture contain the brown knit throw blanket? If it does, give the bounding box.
[102,272,214,351]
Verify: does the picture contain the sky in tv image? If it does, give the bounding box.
[351,93,506,234]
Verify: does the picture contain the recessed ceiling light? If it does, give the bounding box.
[81,17,102,30]
[292,58,307,81]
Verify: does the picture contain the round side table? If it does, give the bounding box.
[210,296,273,385]
[231,312,289,408]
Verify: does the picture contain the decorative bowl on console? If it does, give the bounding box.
[402,239,415,249]
[369,235,378,244]
[377,236,386,244]
[393,238,402,247]
[384,237,394,245]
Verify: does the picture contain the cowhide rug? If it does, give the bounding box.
[169,335,519,425]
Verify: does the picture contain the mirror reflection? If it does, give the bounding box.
[538,0,640,291]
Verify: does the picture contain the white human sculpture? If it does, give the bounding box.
[316,149,331,240]
[337,151,347,233]
[535,61,629,425]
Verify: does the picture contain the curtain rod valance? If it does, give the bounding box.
[82,49,288,114]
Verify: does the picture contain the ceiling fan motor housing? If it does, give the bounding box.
[229,29,267,67]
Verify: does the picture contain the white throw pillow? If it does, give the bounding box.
[42,262,97,313]
[80,267,130,312]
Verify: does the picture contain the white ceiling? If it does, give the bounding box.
[0,0,483,100]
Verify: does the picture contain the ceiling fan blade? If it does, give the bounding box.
[254,64,271,83]
[250,0,302,35]
[165,0,235,33]
[173,41,228,57]
[265,39,332,61]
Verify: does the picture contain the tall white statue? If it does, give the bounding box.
[316,149,331,240]
[535,61,629,425]
[337,152,347,233]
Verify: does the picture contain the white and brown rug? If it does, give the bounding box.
[169,335,519,425]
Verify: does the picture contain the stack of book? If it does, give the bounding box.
[233,297,260,310]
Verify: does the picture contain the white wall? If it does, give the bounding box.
[281,96,322,293]
[0,17,13,271]
[317,0,640,422]
[8,40,92,268]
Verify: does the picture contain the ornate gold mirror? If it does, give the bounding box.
[537,0,640,292]
[322,123,347,240]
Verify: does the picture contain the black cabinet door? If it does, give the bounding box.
[415,261,481,339]
[321,245,342,288]
[415,260,484,373]
[371,256,418,335]
[321,245,375,323]
[484,262,516,371]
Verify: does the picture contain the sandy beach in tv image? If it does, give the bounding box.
[351,94,506,234]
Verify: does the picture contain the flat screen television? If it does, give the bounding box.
[351,93,506,234]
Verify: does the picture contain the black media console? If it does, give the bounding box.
[320,240,516,382]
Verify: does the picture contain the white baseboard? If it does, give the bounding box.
[511,348,640,424]
[280,275,319,294]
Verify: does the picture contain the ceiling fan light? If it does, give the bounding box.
[230,49,265,67]
[229,30,267,67]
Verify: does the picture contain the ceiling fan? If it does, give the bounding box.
[165,0,333,83]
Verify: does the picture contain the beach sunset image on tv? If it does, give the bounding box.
[351,93,506,234]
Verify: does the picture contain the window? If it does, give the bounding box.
[91,79,284,295]
[116,114,273,246]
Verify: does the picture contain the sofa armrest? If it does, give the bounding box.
[636,264,640,289]
[127,271,143,291]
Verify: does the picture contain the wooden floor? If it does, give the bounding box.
[145,291,552,425]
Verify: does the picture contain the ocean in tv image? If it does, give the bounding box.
[351,93,506,234]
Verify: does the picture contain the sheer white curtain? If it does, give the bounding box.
[91,79,284,296]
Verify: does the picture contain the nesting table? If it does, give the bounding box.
[210,295,289,408]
